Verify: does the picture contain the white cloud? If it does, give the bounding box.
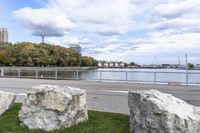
[151,0,200,19]
[152,18,200,32]
[13,0,200,64]
[150,0,200,33]
[14,0,136,36]
[135,32,200,54]
[46,34,92,47]
[13,7,76,36]
[93,29,200,63]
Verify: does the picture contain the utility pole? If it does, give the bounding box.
[178,56,180,68]
[155,56,158,66]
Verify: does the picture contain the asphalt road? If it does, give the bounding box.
[0,78,200,114]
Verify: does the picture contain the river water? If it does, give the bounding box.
[83,68,200,85]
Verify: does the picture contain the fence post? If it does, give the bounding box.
[154,72,157,84]
[36,69,38,79]
[76,70,79,80]
[18,69,21,78]
[0,68,3,77]
[55,70,58,80]
[125,71,128,83]
[185,54,188,86]
[186,72,189,86]
[100,71,102,82]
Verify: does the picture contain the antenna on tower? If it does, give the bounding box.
[41,24,45,44]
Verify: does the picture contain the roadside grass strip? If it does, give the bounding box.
[0,103,129,133]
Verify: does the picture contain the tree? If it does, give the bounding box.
[80,56,97,66]
[188,63,194,69]
[0,42,97,67]
[124,63,129,67]
[0,44,16,66]
[130,62,136,66]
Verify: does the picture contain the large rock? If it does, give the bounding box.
[128,89,200,133]
[19,85,88,131]
[0,91,16,115]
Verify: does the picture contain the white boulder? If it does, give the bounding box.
[19,85,88,131]
[128,89,200,133]
[0,91,16,115]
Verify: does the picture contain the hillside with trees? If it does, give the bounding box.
[0,42,97,67]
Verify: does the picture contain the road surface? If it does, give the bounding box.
[0,78,200,114]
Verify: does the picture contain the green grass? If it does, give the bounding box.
[0,103,129,133]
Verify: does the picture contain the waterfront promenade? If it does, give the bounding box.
[0,78,200,114]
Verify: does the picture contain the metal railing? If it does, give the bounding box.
[0,68,200,86]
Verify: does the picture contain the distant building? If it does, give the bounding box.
[102,61,108,67]
[98,61,108,67]
[69,44,82,55]
[195,64,200,70]
[98,61,125,68]
[119,62,125,67]
[108,62,114,67]
[0,28,8,43]
[161,64,171,68]
[98,61,103,67]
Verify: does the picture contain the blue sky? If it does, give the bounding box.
[1,0,200,64]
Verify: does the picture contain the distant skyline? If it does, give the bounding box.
[1,0,200,64]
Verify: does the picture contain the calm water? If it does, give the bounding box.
[83,68,200,84]
[1,68,200,85]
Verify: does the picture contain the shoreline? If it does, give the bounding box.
[0,66,199,71]
[0,66,97,70]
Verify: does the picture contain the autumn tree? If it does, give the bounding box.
[0,42,97,67]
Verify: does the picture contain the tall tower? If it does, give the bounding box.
[0,28,8,43]
[41,25,45,44]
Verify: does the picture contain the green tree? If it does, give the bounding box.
[0,42,97,67]
[188,63,194,69]
[80,56,97,66]
[0,44,16,66]
[130,62,136,66]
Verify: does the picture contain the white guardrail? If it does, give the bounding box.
[0,68,200,86]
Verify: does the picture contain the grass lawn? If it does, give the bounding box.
[0,103,129,133]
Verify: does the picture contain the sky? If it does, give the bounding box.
[1,0,200,64]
